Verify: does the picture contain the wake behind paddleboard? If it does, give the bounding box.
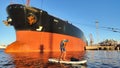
[48,58,87,65]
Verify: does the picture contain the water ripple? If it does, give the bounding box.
[0,49,120,68]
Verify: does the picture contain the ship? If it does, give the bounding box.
[4,2,87,52]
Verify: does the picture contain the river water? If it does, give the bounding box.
[0,49,120,68]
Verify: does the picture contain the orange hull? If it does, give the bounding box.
[5,31,86,52]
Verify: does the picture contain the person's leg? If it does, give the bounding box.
[59,51,63,61]
[63,51,66,60]
[59,48,64,60]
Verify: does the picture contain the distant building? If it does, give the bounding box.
[99,39,118,46]
[118,41,120,44]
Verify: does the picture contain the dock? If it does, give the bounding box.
[0,45,6,49]
[85,45,120,50]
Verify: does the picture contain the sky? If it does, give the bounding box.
[0,0,120,45]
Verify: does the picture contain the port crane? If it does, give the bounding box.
[89,33,94,45]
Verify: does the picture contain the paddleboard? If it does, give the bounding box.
[48,58,87,65]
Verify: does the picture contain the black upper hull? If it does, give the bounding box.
[6,4,87,43]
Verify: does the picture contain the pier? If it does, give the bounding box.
[0,45,6,49]
[85,45,120,50]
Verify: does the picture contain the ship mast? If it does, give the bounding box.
[10,0,14,4]
[26,0,30,6]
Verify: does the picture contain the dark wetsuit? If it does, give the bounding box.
[60,41,66,52]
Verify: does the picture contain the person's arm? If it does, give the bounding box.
[63,42,67,47]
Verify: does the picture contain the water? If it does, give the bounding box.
[85,50,120,68]
[0,49,120,68]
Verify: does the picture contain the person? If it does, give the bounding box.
[59,39,69,61]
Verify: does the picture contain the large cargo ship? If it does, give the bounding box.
[4,3,87,52]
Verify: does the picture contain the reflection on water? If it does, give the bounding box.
[0,50,85,68]
[0,49,120,68]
